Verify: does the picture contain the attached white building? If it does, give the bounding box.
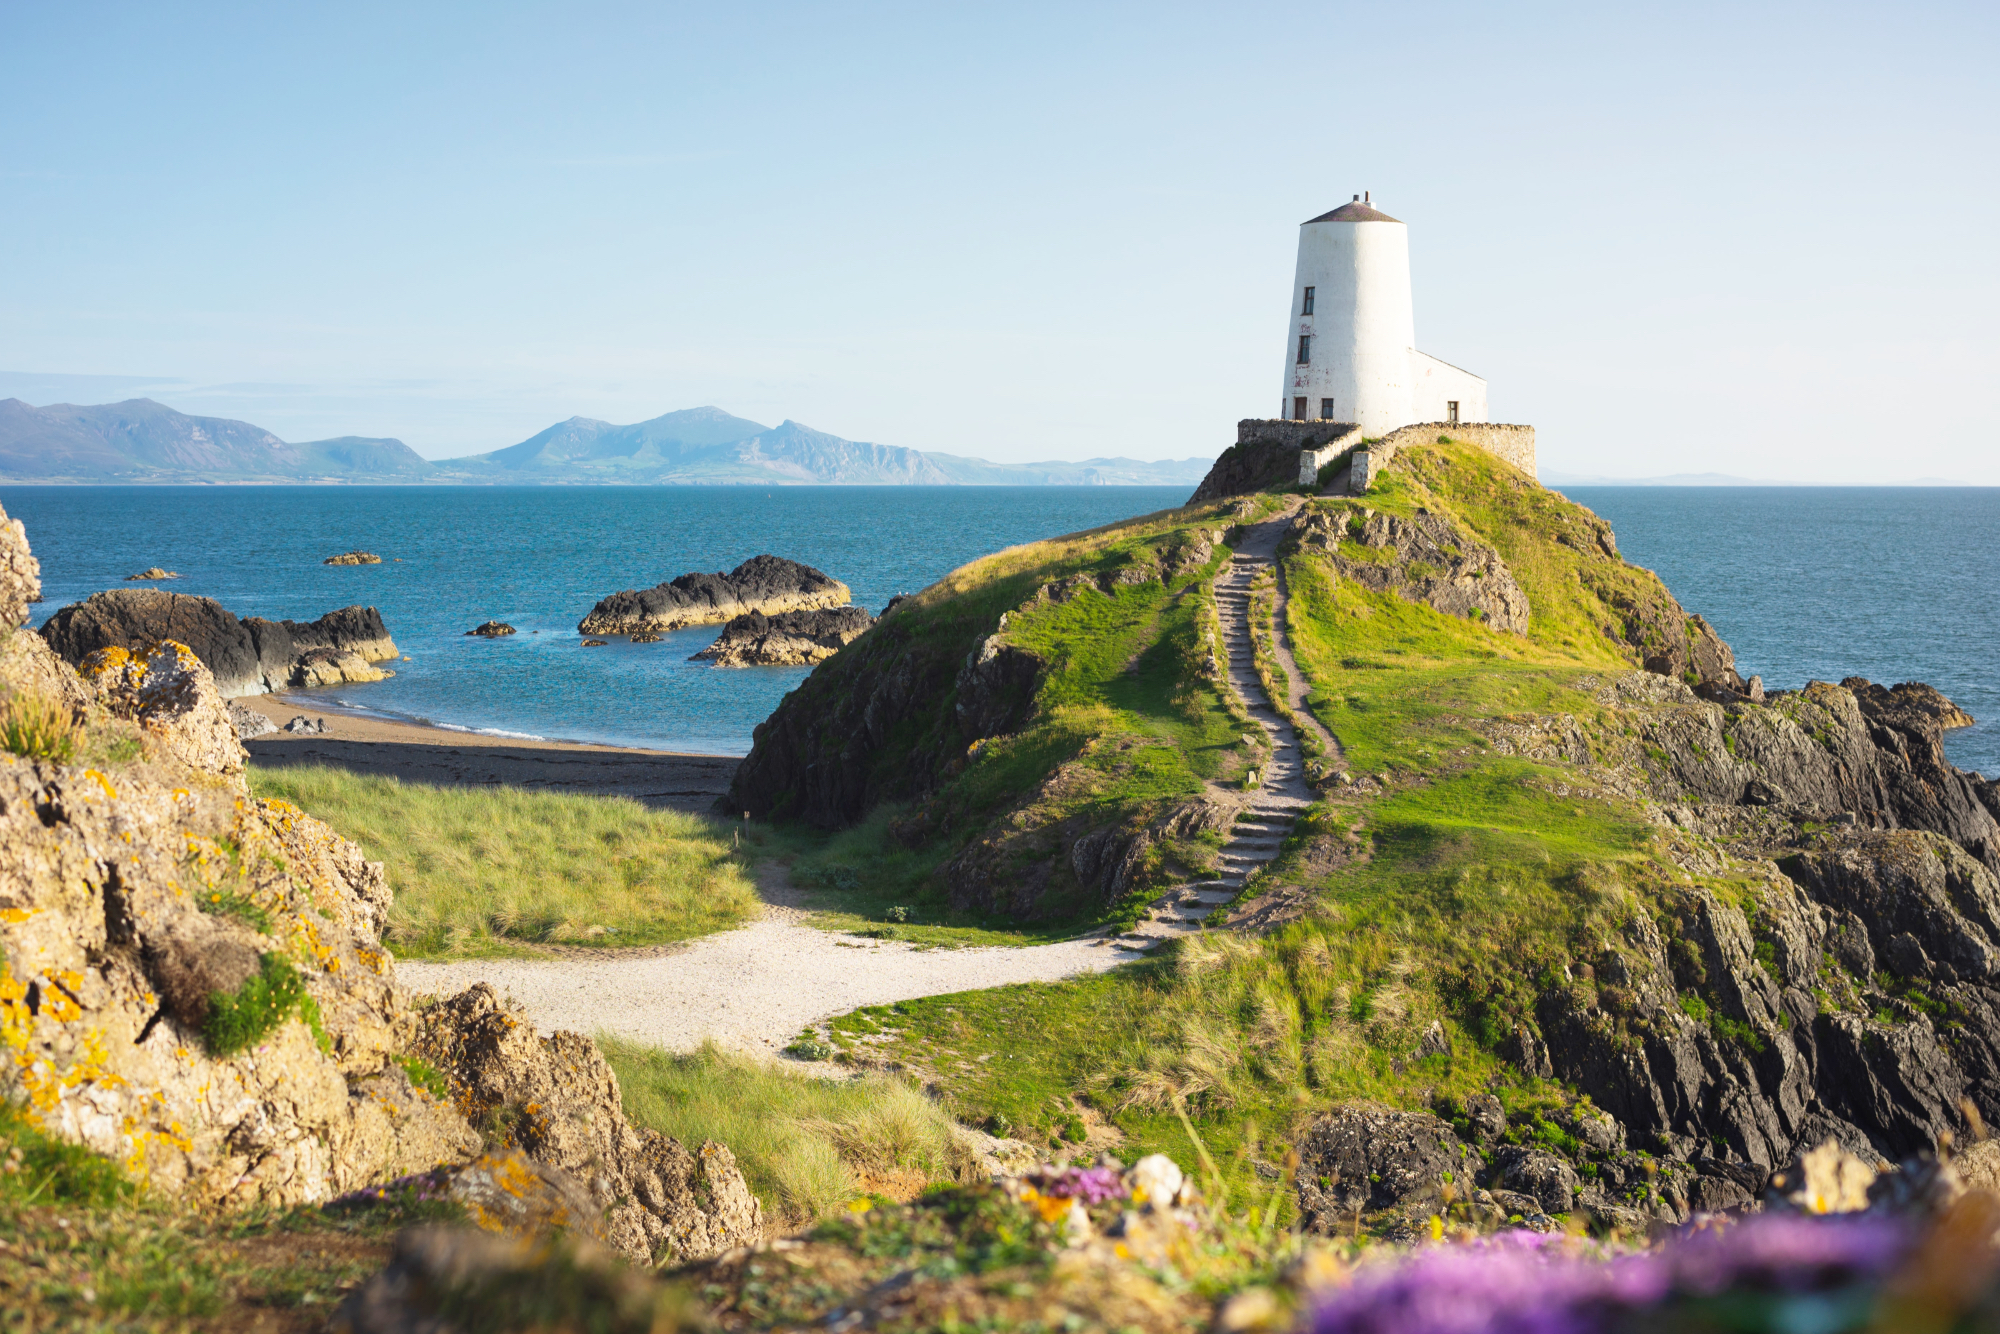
[1280,194,1487,434]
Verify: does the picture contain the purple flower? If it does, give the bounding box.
[1306,1215,1914,1334]
[1032,1165,1127,1204]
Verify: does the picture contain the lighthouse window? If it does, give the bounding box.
[1297,334,1311,364]
[1301,286,1315,315]
[1447,401,1460,425]
[1320,398,1334,420]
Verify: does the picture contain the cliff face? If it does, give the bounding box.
[578,554,850,635]
[38,589,398,697]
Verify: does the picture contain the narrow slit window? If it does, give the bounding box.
[1447,400,1460,425]
[1297,334,1311,364]
[1293,397,1308,420]
[1320,397,1334,420]
[1302,286,1315,315]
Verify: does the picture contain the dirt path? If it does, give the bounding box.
[1113,500,1333,946]
[395,873,1150,1056]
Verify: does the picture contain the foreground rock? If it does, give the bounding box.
[38,588,399,696]
[579,554,850,635]
[0,502,760,1264]
[690,606,874,666]
[325,550,382,565]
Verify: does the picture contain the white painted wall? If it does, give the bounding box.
[1278,203,1491,436]
[1409,350,1488,424]
[1281,211,1415,435]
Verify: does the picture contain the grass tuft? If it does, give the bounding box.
[0,692,78,763]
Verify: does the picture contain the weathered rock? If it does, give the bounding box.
[1291,505,1531,633]
[466,621,516,637]
[227,700,278,739]
[325,550,382,565]
[39,590,398,697]
[284,714,328,733]
[690,606,874,667]
[292,644,393,687]
[581,639,608,648]
[79,640,247,779]
[411,983,763,1264]
[0,502,39,629]
[1294,1104,1478,1231]
[330,1225,695,1334]
[1490,1145,1582,1214]
[579,554,850,635]
[123,567,178,580]
[1188,435,1307,502]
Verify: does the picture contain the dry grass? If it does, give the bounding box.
[248,766,761,958]
[0,691,78,762]
[600,1037,977,1227]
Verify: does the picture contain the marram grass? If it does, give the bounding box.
[248,766,760,959]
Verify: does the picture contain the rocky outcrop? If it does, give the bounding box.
[38,590,398,697]
[1294,1105,1479,1229]
[79,640,247,778]
[1291,504,1531,632]
[466,621,516,637]
[227,700,278,739]
[124,567,178,580]
[411,984,763,1263]
[325,551,382,565]
[1188,435,1303,502]
[690,606,875,666]
[578,555,850,635]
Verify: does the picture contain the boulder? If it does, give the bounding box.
[579,554,851,635]
[123,567,179,580]
[467,621,517,637]
[1293,1104,1478,1231]
[324,551,382,565]
[38,590,398,697]
[226,700,278,739]
[1490,1145,1582,1214]
[78,640,247,779]
[691,606,875,666]
[411,983,763,1264]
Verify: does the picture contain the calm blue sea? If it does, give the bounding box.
[1567,488,2000,778]
[3,486,1189,755]
[7,485,1995,774]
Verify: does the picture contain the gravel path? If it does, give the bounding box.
[395,899,1147,1055]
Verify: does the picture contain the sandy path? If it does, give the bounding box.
[395,903,1146,1055]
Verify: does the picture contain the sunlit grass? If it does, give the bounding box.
[249,766,760,958]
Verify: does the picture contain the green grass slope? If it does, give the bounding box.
[774,441,1762,1204]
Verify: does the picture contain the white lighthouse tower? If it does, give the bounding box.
[1280,193,1487,434]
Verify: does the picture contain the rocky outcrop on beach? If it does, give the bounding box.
[38,589,398,697]
[690,606,874,666]
[0,501,762,1265]
[123,567,178,580]
[467,620,516,637]
[227,700,278,739]
[1291,504,1531,633]
[578,554,850,635]
[324,550,382,565]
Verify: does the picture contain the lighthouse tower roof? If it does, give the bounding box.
[1305,198,1401,225]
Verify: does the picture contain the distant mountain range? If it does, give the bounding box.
[0,399,1212,487]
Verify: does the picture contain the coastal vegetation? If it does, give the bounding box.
[602,1038,976,1227]
[248,766,760,957]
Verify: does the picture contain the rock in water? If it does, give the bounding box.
[466,620,517,637]
[37,590,399,697]
[123,567,179,580]
[324,550,382,565]
[578,554,851,635]
[690,606,875,666]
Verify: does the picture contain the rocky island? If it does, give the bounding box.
[577,553,850,635]
[324,549,382,565]
[690,605,875,666]
[38,588,400,696]
[123,566,178,580]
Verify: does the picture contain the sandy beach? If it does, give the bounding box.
[237,692,740,814]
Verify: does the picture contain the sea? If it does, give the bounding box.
[4,485,1995,775]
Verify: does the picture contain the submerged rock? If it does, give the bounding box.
[690,605,874,666]
[38,589,399,697]
[578,554,850,635]
[324,550,382,565]
[466,621,516,637]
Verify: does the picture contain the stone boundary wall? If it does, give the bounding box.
[1235,418,1537,493]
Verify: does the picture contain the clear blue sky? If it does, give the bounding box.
[3,1,1994,480]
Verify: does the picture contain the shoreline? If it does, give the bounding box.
[238,692,743,814]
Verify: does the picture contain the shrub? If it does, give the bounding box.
[0,692,78,763]
[204,953,315,1057]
